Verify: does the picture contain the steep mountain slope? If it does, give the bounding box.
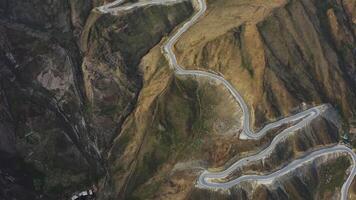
[0,0,355,199]
[80,0,194,148]
[175,0,356,130]
[190,153,352,200]
[102,40,244,199]
[0,0,194,199]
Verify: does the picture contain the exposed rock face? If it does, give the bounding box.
[0,0,193,199]
[0,23,100,199]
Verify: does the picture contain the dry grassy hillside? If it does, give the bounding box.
[175,0,356,130]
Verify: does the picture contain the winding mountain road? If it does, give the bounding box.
[97,0,186,13]
[97,0,356,199]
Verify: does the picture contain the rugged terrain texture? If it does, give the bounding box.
[0,0,194,199]
[107,97,345,199]
[190,153,352,200]
[80,1,194,148]
[0,0,355,199]
[175,0,356,130]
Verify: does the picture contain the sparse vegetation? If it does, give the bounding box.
[318,156,350,197]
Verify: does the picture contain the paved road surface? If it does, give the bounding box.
[97,0,356,199]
